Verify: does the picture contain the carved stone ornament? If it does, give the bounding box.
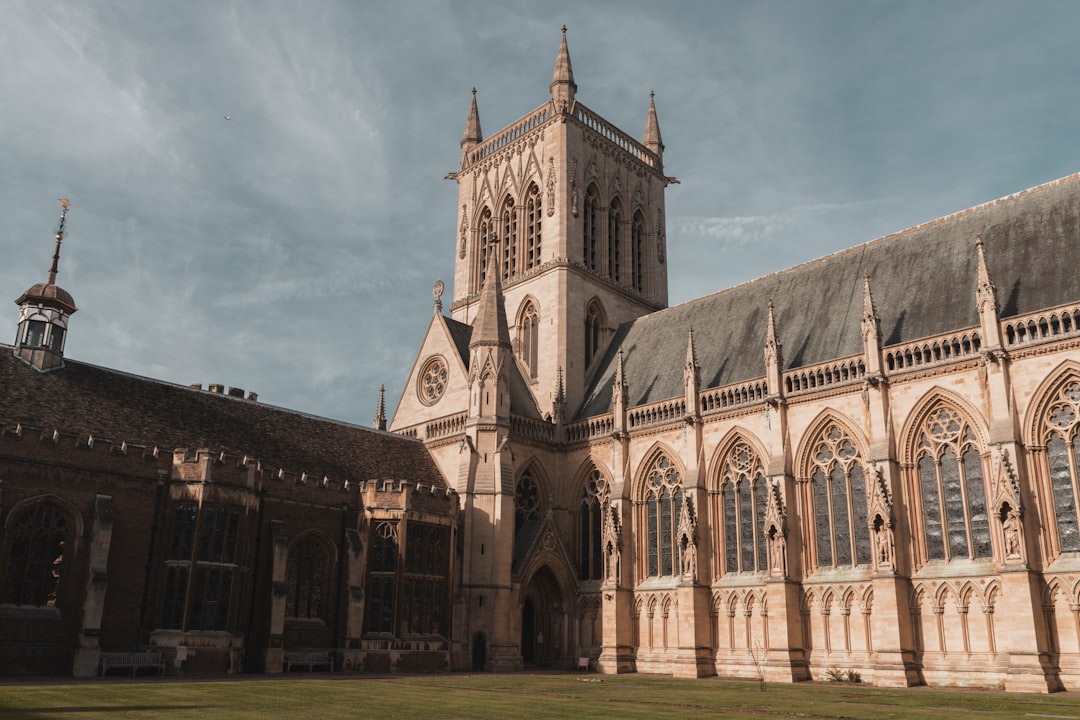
[459,206,468,259]
[676,495,698,582]
[546,157,557,217]
[603,501,622,587]
[570,159,579,217]
[656,208,665,264]
[762,482,788,577]
[990,447,1025,563]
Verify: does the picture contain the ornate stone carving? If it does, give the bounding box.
[656,208,665,264]
[570,159,579,217]
[417,355,448,406]
[459,206,468,259]
[602,501,621,586]
[676,495,698,582]
[546,157,557,217]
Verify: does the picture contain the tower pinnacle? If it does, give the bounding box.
[461,87,483,159]
[550,25,577,110]
[644,91,664,157]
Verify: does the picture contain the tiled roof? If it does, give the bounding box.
[578,173,1080,418]
[445,317,543,420]
[0,348,447,487]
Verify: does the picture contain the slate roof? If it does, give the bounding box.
[444,317,543,420]
[0,347,447,487]
[578,173,1080,419]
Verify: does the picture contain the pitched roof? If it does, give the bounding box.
[578,172,1080,418]
[444,317,543,420]
[0,348,447,487]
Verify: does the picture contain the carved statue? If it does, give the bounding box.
[1003,510,1023,559]
[605,540,620,583]
[681,538,697,580]
[768,528,786,576]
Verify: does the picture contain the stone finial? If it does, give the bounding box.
[374,384,387,431]
[461,87,483,155]
[643,91,664,157]
[764,300,783,398]
[550,25,577,110]
[433,279,444,315]
[975,235,997,313]
[861,274,883,377]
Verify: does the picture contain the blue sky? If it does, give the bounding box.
[3,1,1078,425]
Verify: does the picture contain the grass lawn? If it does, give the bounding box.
[0,673,1078,720]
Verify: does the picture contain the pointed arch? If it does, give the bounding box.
[634,445,686,579]
[515,296,540,380]
[1025,362,1080,556]
[575,461,611,581]
[475,205,495,287]
[499,193,518,280]
[1,495,81,609]
[631,208,647,293]
[709,429,770,577]
[514,460,549,561]
[584,297,607,369]
[523,181,543,270]
[795,411,872,571]
[583,182,600,272]
[607,194,623,282]
[905,393,992,565]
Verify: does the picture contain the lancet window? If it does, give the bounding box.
[715,441,768,575]
[579,467,607,581]
[583,185,599,272]
[640,455,684,578]
[2,502,68,607]
[608,198,621,282]
[914,406,991,562]
[515,469,542,538]
[518,301,539,380]
[632,211,645,293]
[525,184,542,270]
[501,197,517,280]
[478,207,494,285]
[1042,379,1080,553]
[585,300,604,368]
[807,424,871,569]
[285,535,328,620]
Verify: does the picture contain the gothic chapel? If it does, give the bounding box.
[391,28,1080,692]
[4,30,1080,692]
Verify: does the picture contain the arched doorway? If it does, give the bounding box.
[520,566,565,667]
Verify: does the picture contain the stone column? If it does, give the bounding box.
[73,494,114,677]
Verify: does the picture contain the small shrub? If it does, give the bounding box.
[824,667,844,682]
[843,669,862,683]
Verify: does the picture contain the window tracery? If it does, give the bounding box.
[2,503,68,607]
[1043,379,1080,552]
[715,441,768,575]
[632,210,645,293]
[478,207,494,285]
[608,198,621,282]
[501,197,517,280]
[641,455,683,578]
[366,522,398,634]
[914,406,991,562]
[585,301,604,368]
[808,424,871,569]
[579,468,607,580]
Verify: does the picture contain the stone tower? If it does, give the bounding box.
[449,27,675,417]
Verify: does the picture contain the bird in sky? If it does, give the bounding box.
[224,115,231,120]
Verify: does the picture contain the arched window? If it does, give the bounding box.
[608,198,622,282]
[518,301,539,380]
[715,441,767,575]
[525,184,542,270]
[632,211,646,293]
[1043,379,1080,553]
[501,197,517,280]
[807,424,871,569]
[515,469,542,538]
[2,503,68,607]
[585,300,604,368]
[914,405,991,562]
[286,536,328,620]
[583,185,599,272]
[478,207,494,285]
[641,454,683,577]
[579,468,607,580]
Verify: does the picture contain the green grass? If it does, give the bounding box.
[0,673,1077,720]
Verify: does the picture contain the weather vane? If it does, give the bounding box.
[47,198,72,285]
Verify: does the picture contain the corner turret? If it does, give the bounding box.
[550,25,577,111]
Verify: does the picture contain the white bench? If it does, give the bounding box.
[284,649,333,672]
[99,651,165,677]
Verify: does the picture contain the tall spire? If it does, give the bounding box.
[861,274,883,377]
[461,87,483,160]
[48,198,71,285]
[470,250,511,348]
[643,91,664,157]
[550,25,577,110]
[764,300,783,399]
[374,384,387,431]
[975,235,997,314]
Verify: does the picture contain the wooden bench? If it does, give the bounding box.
[284,649,333,672]
[99,651,165,677]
